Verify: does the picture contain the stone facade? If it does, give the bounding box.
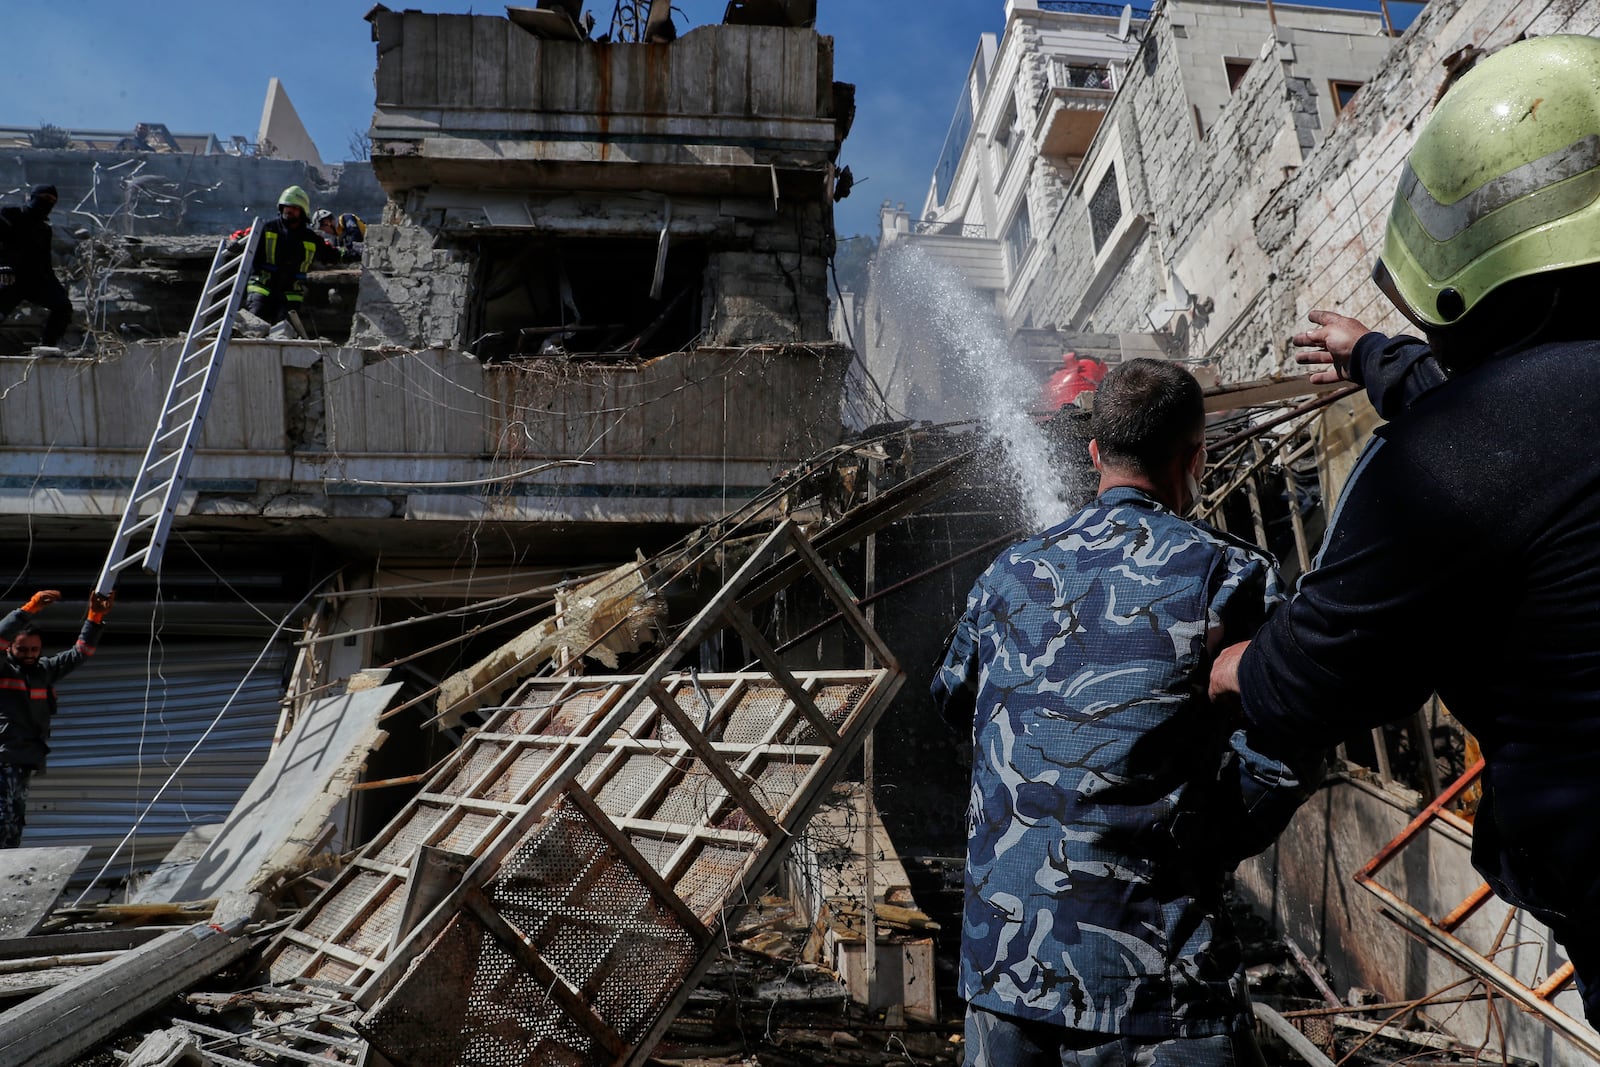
[350,222,475,351]
[1013,4,1390,381]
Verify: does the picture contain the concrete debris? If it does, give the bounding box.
[0,896,262,1067]
[0,848,89,939]
[138,684,395,904]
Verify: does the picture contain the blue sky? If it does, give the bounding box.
[2,1,998,237]
[3,1,1415,237]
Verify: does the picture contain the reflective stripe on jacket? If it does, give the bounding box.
[0,608,103,769]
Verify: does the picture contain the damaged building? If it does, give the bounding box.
[0,82,386,352]
[2,0,1599,1064]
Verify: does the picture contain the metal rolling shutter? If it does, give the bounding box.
[22,639,291,882]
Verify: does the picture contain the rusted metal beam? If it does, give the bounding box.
[1208,383,1360,453]
[738,451,978,608]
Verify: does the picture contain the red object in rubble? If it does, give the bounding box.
[1044,352,1106,409]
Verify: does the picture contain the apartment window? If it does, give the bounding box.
[1224,59,1253,93]
[1089,166,1122,252]
[994,94,1021,178]
[1005,203,1035,275]
[1331,80,1364,113]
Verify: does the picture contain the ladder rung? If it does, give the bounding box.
[173,366,210,392]
[141,449,183,474]
[163,392,203,417]
[122,513,162,539]
[206,270,241,295]
[106,549,151,576]
[131,478,174,506]
[183,337,221,359]
[200,295,233,319]
[154,422,192,448]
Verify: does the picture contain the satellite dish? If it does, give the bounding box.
[1116,4,1132,40]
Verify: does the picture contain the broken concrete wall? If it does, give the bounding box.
[355,14,848,354]
[706,199,833,347]
[350,222,473,350]
[350,193,834,352]
[0,150,385,350]
[0,340,849,537]
[0,149,382,238]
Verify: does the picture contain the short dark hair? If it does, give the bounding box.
[1091,358,1205,476]
[11,625,41,642]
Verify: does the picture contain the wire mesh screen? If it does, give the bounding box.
[363,799,699,1066]
[361,908,606,1067]
[264,667,893,1066]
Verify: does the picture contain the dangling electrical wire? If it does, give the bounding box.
[72,566,345,905]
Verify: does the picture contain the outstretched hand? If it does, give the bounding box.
[1292,310,1371,384]
[88,592,115,619]
[22,590,61,612]
[1209,641,1249,704]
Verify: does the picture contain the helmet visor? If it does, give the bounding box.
[1372,258,1432,333]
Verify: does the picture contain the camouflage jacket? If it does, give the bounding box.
[932,486,1318,1038]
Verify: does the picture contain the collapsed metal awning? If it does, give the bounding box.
[239,519,902,1066]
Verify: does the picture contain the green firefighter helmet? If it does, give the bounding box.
[1376,35,1600,330]
[278,185,312,216]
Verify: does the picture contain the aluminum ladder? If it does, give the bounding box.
[93,218,263,596]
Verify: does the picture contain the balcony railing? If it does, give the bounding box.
[1036,59,1116,117]
[1039,0,1152,17]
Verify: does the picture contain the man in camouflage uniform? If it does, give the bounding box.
[934,359,1320,1066]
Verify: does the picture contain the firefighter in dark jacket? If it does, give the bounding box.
[230,185,339,326]
[0,185,73,353]
[1208,35,1600,1024]
[0,589,112,847]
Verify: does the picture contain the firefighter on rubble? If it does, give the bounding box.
[311,208,366,261]
[1209,35,1600,1024]
[229,185,339,327]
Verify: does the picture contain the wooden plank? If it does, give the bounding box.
[0,847,88,939]
[0,923,253,1067]
[0,926,166,961]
